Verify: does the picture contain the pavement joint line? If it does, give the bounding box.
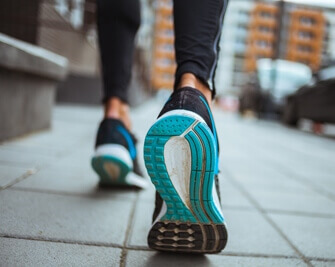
[126,245,298,258]
[221,253,335,262]
[119,192,140,267]
[0,167,39,191]
[6,186,137,200]
[3,233,335,262]
[220,205,335,219]
[265,209,335,219]
[221,252,303,260]
[105,245,335,262]
[0,234,124,249]
[309,258,335,263]
[223,168,313,267]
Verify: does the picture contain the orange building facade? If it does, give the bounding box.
[244,3,278,72]
[286,9,325,71]
[151,0,176,90]
[245,3,326,72]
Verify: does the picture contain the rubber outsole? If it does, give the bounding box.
[148,221,227,253]
[91,155,131,186]
[144,113,227,253]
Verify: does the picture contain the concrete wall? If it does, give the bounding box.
[0,34,68,142]
[0,70,56,140]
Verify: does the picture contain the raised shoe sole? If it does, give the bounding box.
[92,144,132,186]
[144,110,227,253]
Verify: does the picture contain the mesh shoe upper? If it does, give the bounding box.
[158,87,213,130]
[95,118,142,176]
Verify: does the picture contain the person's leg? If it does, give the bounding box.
[96,0,141,130]
[92,0,147,189]
[174,0,229,103]
[145,0,229,253]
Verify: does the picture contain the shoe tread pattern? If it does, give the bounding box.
[148,221,227,253]
[144,116,197,223]
[144,114,228,253]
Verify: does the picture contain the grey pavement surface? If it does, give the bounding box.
[1,100,335,266]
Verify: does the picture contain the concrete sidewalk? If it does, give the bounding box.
[1,100,335,266]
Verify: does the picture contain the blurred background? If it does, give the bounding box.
[1,1,335,265]
[0,0,335,140]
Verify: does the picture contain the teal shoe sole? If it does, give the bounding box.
[144,114,227,253]
[91,155,131,186]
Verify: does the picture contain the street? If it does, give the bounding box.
[1,100,334,266]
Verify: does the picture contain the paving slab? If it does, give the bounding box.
[53,105,102,124]
[0,237,121,267]
[248,190,335,216]
[222,210,296,256]
[11,152,136,200]
[0,147,57,168]
[137,182,156,202]
[219,176,261,209]
[128,202,295,256]
[269,213,335,259]
[311,260,335,267]
[125,250,306,267]
[1,104,335,265]
[0,164,32,188]
[222,159,335,215]
[0,189,133,245]
[128,201,155,248]
[8,135,139,199]
[283,168,335,197]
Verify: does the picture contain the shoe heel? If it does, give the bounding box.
[91,156,131,186]
[148,221,227,253]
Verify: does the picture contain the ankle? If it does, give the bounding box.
[177,73,212,107]
[104,98,122,119]
[104,97,132,130]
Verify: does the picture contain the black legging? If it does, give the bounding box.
[96,0,229,103]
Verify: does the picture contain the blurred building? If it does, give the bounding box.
[0,0,98,74]
[216,0,335,96]
[244,3,278,72]
[0,0,154,105]
[286,9,325,71]
[324,10,335,63]
[245,3,326,73]
[2,0,333,99]
[151,0,175,90]
[216,0,254,94]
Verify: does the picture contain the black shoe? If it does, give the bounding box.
[144,87,227,253]
[92,118,147,189]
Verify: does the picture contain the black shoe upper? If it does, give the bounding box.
[158,87,214,132]
[95,118,130,149]
[95,118,142,176]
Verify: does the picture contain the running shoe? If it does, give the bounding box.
[144,87,228,253]
[92,118,147,189]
